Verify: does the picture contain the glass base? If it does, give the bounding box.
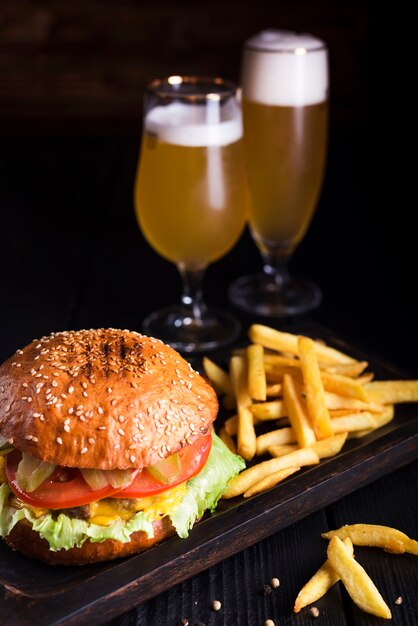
[141,305,241,353]
[228,272,322,317]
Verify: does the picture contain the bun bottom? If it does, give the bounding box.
[5,517,177,565]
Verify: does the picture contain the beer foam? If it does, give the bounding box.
[243,30,328,106]
[145,102,242,146]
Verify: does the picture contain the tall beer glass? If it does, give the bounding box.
[134,76,248,352]
[229,30,329,316]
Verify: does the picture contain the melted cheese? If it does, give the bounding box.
[89,482,187,526]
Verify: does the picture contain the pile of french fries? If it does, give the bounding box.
[295,523,418,619]
[203,324,418,499]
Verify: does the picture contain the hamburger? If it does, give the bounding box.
[0,328,244,565]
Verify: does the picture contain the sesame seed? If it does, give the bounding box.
[64,424,71,432]
[118,428,125,436]
[395,597,403,605]
[98,407,104,415]
[264,621,275,626]
[80,447,88,454]
[111,399,117,406]
[98,426,106,430]
[56,437,63,445]
[33,412,42,418]
[211,600,221,611]
[82,382,88,389]
[68,386,74,394]
[310,607,320,618]
[79,415,86,422]
[22,383,28,388]
[118,415,125,422]
[52,380,58,387]
[25,435,33,441]
[107,387,112,393]
[130,455,136,463]
[82,391,88,397]
[68,407,74,415]
[88,437,95,444]
[113,444,120,450]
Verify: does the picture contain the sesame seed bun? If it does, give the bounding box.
[0,329,218,469]
[4,515,177,565]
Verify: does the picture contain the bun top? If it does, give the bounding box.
[0,329,218,470]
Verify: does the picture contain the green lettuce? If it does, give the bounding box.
[0,433,244,551]
[170,433,245,538]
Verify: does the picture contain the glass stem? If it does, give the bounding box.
[177,263,207,324]
[261,248,292,291]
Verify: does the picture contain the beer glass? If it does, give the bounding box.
[134,76,248,352]
[229,30,329,316]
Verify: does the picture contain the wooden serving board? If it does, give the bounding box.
[1,323,417,626]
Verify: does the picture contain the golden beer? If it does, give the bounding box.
[243,99,328,248]
[135,128,248,266]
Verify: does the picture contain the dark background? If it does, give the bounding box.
[0,1,413,372]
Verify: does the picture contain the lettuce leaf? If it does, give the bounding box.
[0,482,154,551]
[0,433,244,551]
[169,433,245,538]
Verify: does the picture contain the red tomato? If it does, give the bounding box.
[113,433,212,498]
[5,450,138,509]
[5,433,212,507]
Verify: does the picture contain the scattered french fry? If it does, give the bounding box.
[267,444,298,457]
[322,523,418,555]
[324,392,383,412]
[298,336,333,439]
[218,426,237,454]
[266,383,282,397]
[310,432,348,459]
[294,537,354,612]
[222,448,319,498]
[282,374,316,447]
[202,357,233,396]
[365,380,418,404]
[249,324,355,365]
[230,356,256,461]
[320,371,369,401]
[322,361,369,377]
[247,344,266,401]
[327,536,392,619]
[256,427,296,455]
[331,412,377,434]
[251,399,287,421]
[349,405,395,439]
[243,466,300,497]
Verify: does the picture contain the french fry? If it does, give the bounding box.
[218,426,237,454]
[222,448,319,498]
[202,357,233,396]
[267,444,298,457]
[250,399,287,421]
[230,356,256,461]
[263,354,301,368]
[356,372,374,385]
[298,336,333,439]
[249,324,355,365]
[322,523,418,555]
[320,371,369,401]
[256,427,296,455]
[294,537,354,613]
[247,344,267,401]
[325,392,384,412]
[243,466,300,497]
[350,405,395,438]
[322,361,369,377]
[283,374,316,447]
[310,433,348,458]
[266,383,282,397]
[331,412,377,434]
[365,380,418,404]
[224,414,238,436]
[327,536,392,619]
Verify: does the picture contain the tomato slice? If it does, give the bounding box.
[113,433,212,498]
[5,433,212,508]
[5,450,138,509]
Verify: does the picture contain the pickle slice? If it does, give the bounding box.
[147,453,181,484]
[16,452,56,492]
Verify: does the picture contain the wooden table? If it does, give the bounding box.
[0,134,417,626]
